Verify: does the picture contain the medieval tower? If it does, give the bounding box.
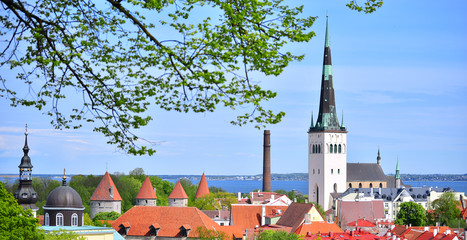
[308,17,347,211]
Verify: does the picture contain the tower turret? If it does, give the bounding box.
[14,125,38,217]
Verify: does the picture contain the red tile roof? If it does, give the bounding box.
[230,204,288,230]
[112,206,219,237]
[136,176,157,199]
[90,172,122,201]
[250,192,285,204]
[347,219,376,227]
[168,181,188,199]
[195,173,210,199]
[304,230,388,240]
[295,221,342,235]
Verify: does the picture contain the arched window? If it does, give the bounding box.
[338,144,342,153]
[318,145,321,153]
[71,213,78,227]
[313,169,315,174]
[331,169,333,174]
[313,145,316,153]
[45,213,49,226]
[369,183,373,188]
[318,169,320,174]
[334,183,338,192]
[379,183,383,188]
[358,183,362,188]
[56,213,64,226]
[349,183,352,188]
[334,144,337,153]
[338,169,340,174]
[329,144,333,153]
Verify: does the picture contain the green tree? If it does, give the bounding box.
[92,211,121,221]
[193,192,238,210]
[129,168,146,182]
[0,181,44,240]
[44,229,85,240]
[256,230,303,240]
[395,202,426,226]
[112,174,142,212]
[196,226,229,240]
[430,192,462,227]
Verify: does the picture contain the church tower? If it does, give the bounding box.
[308,17,347,211]
[14,125,39,217]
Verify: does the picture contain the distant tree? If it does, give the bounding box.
[129,168,146,182]
[149,175,174,206]
[395,202,426,226]
[44,229,85,240]
[112,175,142,212]
[180,178,198,205]
[193,192,238,210]
[32,177,61,215]
[196,226,229,240]
[83,213,93,226]
[256,230,303,240]
[0,181,44,239]
[92,211,121,221]
[430,192,462,227]
[274,189,307,203]
[209,186,226,194]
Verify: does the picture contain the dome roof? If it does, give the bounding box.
[45,186,84,209]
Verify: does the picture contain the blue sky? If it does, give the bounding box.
[1,0,466,176]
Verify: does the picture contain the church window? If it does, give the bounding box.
[313,169,315,174]
[331,169,333,174]
[358,183,362,188]
[349,183,352,188]
[329,144,333,153]
[370,183,373,188]
[379,183,383,188]
[334,144,337,153]
[56,213,64,226]
[318,169,320,174]
[338,144,342,153]
[45,213,49,226]
[318,145,321,153]
[71,213,78,227]
[334,183,338,192]
[313,145,316,153]
[338,169,340,174]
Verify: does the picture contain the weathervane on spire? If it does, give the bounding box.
[25,124,28,135]
[62,168,67,186]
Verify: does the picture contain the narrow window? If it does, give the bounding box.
[56,213,64,226]
[318,169,320,174]
[318,145,321,153]
[45,213,49,226]
[313,169,315,174]
[334,183,338,192]
[330,144,333,153]
[370,183,373,188]
[331,169,333,174]
[338,144,342,153]
[379,183,383,188]
[358,183,362,188]
[338,169,340,174]
[334,144,337,153]
[349,183,352,188]
[313,145,316,153]
[71,213,78,227]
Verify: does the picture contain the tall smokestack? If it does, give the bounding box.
[263,130,271,192]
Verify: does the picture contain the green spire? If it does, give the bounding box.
[310,111,314,129]
[395,158,400,179]
[341,110,345,128]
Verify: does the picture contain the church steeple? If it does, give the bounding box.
[395,158,401,188]
[309,16,345,132]
[14,125,39,216]
[377,147,381,165]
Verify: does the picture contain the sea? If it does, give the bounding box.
[1,174,466,195]
[166,179,467,196]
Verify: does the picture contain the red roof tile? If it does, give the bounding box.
[136,176,157,199]
[347,219,376,227]
[195,173,210,199]
[168,181,188,199]
[90,172,122,201]
[230,204,288,230]
[296,221,342,235]
[339,200,384,226]
[112,206,219,237]
[250,192,285,204]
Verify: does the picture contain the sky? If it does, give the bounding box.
[1,0,466,176]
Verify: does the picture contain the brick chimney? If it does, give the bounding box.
[262,130,271,192]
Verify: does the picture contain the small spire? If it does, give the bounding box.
[62,168,67,186]
[395,157,400,179]
[377,147,381,165]
[310,111,314,129]
[341,110,345,127]
[23,124,29,152]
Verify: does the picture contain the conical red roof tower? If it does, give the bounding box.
[136,176,157,200]
[195,173,210,199]
[90,172,122,201]
[169,181,188,199]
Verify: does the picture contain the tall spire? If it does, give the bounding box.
[395,158,400,179]
[309,16,345,132]
[377,147,381,165]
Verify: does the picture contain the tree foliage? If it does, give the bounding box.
[346,0,383,13]
[256,230,303,240]
[196,226,229,240]
[429,192,462,227]
[43,229,85,240]
[193,192,238,210]
[92,211,121,221]
[0,181,44,240]
[395,201,426,226]
[0,0,317,155]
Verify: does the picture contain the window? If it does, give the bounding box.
[318,169,320,174]
[338,169,340,174]
[334,144,337,153]
[313,169,315,174]
[334,183,338,192]
[379,183,383,188]
[56,213,64,226]
[331,169,333,174]
[329,144,333,153]
[358,183,362,188]
[349,183,352,188]
[45,213,49,226]
[312,145,315,153]
[71,213,78,227]
[338,144,342,153]
[369,183,373,188]
[318,145,321,153]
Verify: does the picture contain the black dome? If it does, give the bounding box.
[45,186,83,208]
